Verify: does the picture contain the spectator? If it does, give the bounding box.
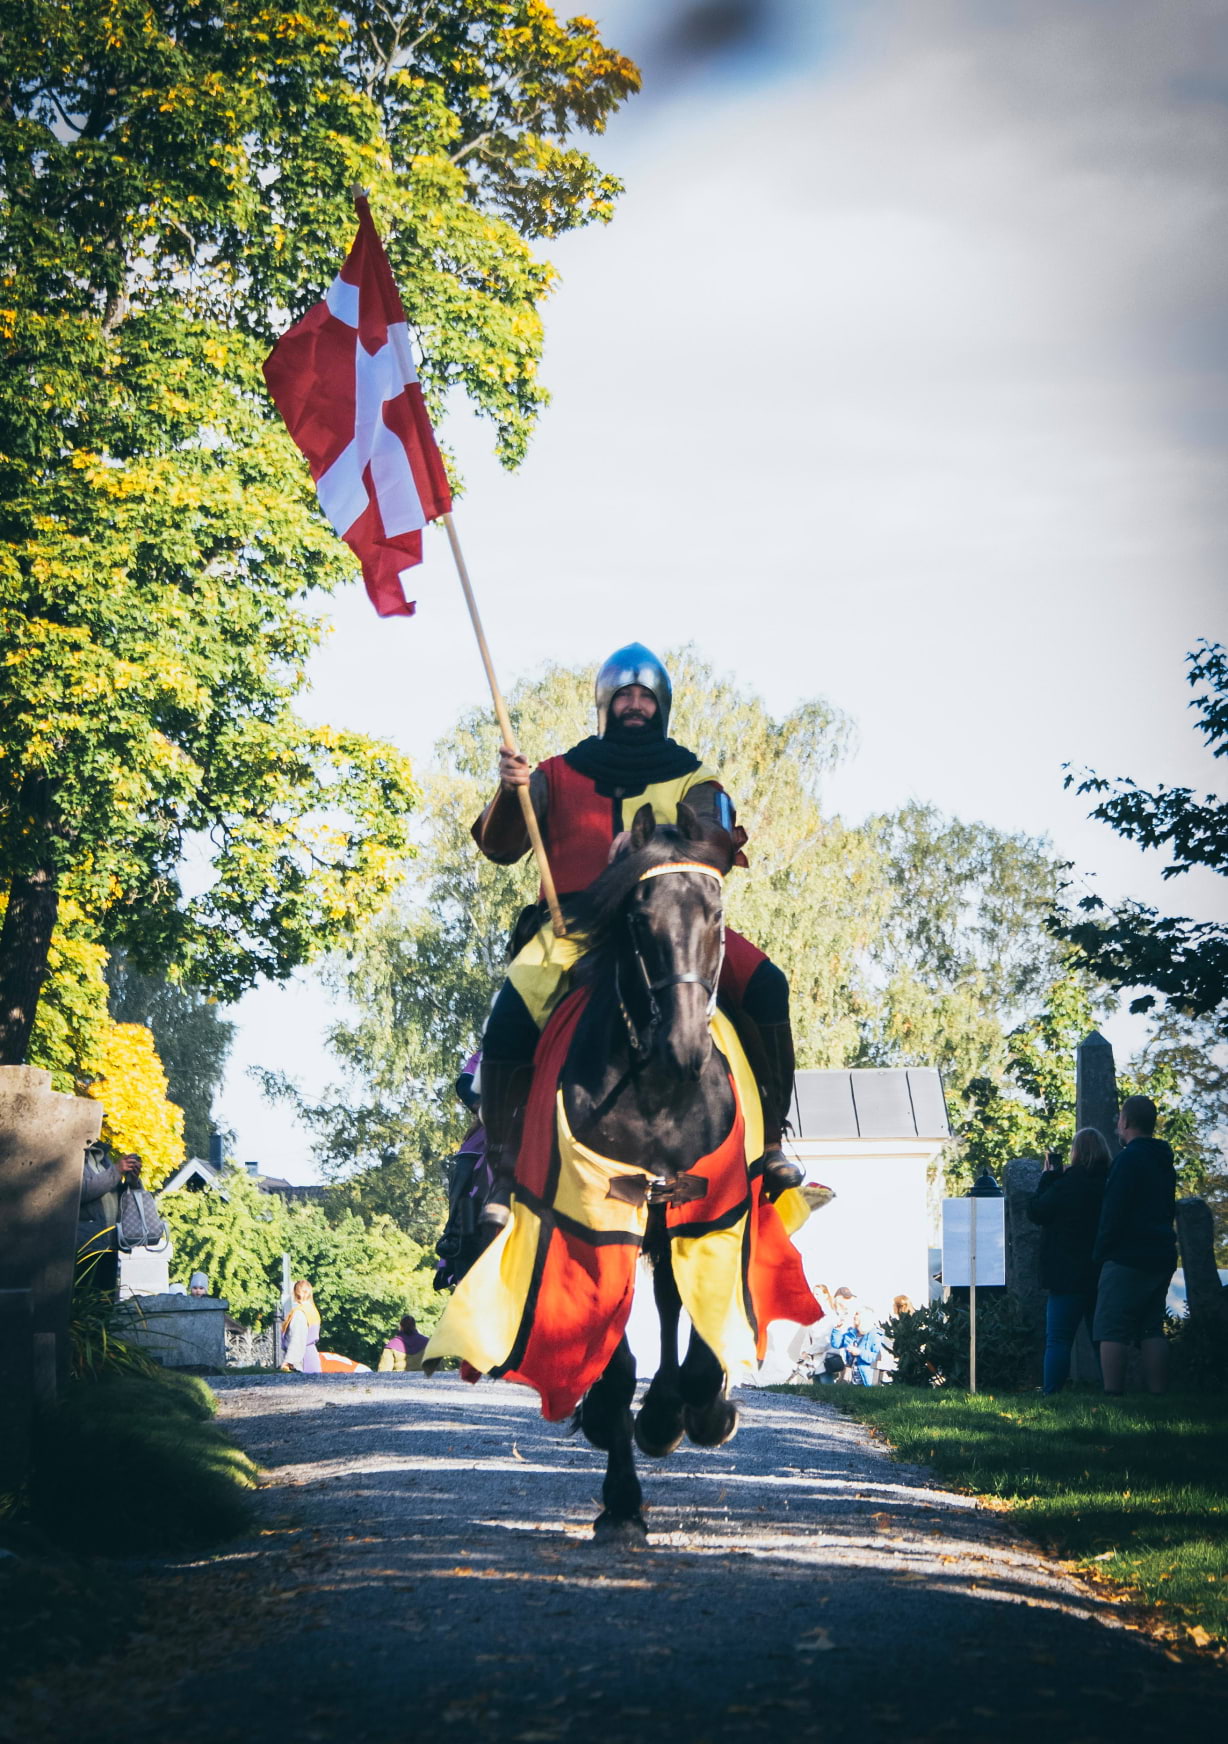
[1028,1128,1110,1395]
[379,1314,430,1373]
[189,1272,209,1298]
[1092,1096,1178,1397]
[829,1308,883,1385]
[891,1295,915,1318]
[281,1279,322,1373]
[76,1141,141,1294]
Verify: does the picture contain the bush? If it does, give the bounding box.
[1166,1308,1228,1392]
[30,1370,257,1551]
[885,1294,1043,1391]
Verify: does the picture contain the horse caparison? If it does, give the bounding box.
[561,802,743,1543]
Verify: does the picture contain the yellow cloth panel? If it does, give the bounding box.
[711,1009,764,1165]
[773,1186,809,1236]
[554,1094,651,1236]
[615,765,720,832]
[506,922,586,1031]
[423,1201,543,1375]
[671,1221,757,1384]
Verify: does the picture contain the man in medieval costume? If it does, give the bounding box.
[472,643,802,1228]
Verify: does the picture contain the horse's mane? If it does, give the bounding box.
[567,818,731,990]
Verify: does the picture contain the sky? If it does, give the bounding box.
[216,0,1228,1177]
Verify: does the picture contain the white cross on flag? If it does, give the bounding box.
[263,197,453,617]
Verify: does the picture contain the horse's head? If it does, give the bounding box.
[605,802,731,1079]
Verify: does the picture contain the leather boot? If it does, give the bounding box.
[755,1020,803,1195]
[478,1059,536,1227]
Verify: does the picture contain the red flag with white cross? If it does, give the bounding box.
[263,196,452,617]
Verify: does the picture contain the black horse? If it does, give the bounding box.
[561,802,749,1543]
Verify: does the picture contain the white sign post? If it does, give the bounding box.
[941,1196,1006,1394]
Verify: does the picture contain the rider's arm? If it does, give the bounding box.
[471,767,549,864]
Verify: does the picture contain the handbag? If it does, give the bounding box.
[116,1181,170,1252]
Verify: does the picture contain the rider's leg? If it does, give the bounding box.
[478,921,585,1228]
[738,957,803,1194]
[477,982,541,1228]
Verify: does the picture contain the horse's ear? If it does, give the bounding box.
[676,801,702,842]
[629,803,656,850]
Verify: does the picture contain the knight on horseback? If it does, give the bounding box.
[473,642,802,1232]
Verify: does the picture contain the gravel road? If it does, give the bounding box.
[9,1373,1224,1743]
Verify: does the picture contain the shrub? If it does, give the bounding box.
[885,1294,1043,1392]
[30,1370,257,1551]
[1166,1308,1228,1392]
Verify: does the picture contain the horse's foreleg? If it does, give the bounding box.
[580,1336,647,1542]
[634,1225,686,1457]
[679,1328,738,1448]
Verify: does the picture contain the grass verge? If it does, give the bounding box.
[795,1385,1228,1653]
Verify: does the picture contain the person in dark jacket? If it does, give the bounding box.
[76,1141,141,1294]
[1028,1128,1110,1394]
[1092,1095,1178,1396]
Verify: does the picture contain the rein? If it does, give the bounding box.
[616,861,727,1055]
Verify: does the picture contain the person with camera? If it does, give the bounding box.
[77,1141,143,1295]
[1028,1128,1111,1394]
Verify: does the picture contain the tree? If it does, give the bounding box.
[0,1,639,1061]
[84,1021,186,1189]
[954,975,1097,1191]
[1054,640,1228,1030]
[858,802,1066,1123]
[160,1164,437,1362]
[108,957,235,1160]
[276,654,1067,1227]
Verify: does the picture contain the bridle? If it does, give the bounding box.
[616,861,726,1055]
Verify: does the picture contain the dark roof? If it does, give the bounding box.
[790,1069,950,1141]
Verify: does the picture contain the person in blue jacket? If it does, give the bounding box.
[830,1308,883,1385]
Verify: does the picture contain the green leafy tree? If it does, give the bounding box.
[280,1201,436,1365]
[858,803,1065,1125]
[160,1166,287,1325]
[0,0,638,1062]
[108,956,235,1159]
[953,975,1097,1191]
[1054,640,1227,1029]
[160,1165,435,1360]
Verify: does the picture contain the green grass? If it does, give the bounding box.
[799,1386,1228,1650]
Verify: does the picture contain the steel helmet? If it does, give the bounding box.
[594,643,672,737]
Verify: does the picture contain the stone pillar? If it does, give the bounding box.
[1176,1197,1227,1322]
[1003,1156,1045,1331]
[1076,1031,1120,1158]
[0,1065,103,1396]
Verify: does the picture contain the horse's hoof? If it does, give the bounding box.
[593,1510,649,1547]
[683,1398,739,1448]
[634,1402,685,1459]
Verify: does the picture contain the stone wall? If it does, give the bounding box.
[113,1294,228,1370]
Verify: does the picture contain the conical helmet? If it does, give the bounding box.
[594,643,672,737]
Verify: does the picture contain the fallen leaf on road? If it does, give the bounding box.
[796,1628,836,1653]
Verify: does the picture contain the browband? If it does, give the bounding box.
[637,861,725,885]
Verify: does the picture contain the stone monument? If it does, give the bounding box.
[0,1064,102,1398]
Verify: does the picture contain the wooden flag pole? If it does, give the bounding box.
[442,513,566,937]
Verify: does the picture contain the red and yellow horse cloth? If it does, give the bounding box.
[424,992,820,1422]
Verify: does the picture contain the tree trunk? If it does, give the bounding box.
[0,867,60,1064]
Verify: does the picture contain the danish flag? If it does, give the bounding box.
[263,196,452,617]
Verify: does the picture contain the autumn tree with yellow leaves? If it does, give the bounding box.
[0,1,639,1066]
